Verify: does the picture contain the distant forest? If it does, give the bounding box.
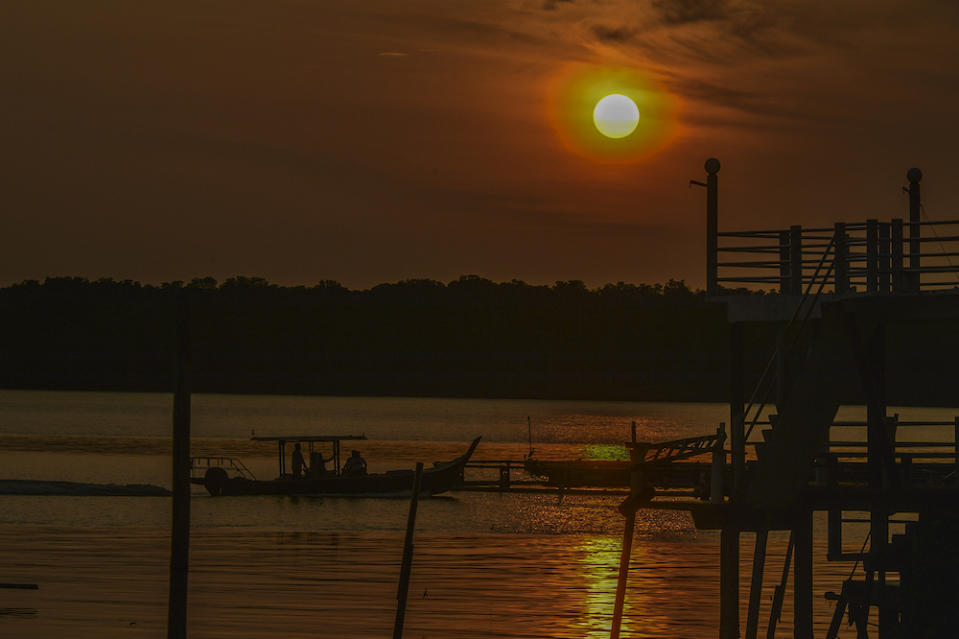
[1,276,957,406]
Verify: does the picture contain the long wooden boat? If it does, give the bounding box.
[524,431,726,489]
[191,435,481,497]
[524,459,629,487]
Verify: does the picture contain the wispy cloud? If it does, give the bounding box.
[378,51,409,57]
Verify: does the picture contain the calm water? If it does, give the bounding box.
[1,391,954,637]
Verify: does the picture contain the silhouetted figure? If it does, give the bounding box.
[291,443,308,479]
[343,450,368,476]
[309,450,335,478]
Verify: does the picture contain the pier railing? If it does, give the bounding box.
[698,163,959,295]
[715,220,959,294]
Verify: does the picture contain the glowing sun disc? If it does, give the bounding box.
[593,94,640,138]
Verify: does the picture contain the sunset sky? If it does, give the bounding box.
[4,1,959,289]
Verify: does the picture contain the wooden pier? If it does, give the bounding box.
[610,160,959,639]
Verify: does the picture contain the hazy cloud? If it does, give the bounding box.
[592,24,636,43]
[652,0,728,25]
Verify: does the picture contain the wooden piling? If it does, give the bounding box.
[766,532,793,639]
[744,529,768,639]
[610,446,641,639]
[393,462,425,639]
[794,511,813,639]
[720,528,740,639]
[168,291,191,639]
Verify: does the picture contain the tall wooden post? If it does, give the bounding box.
[907,168,922,292]
[610,447,642,639]
[706,158,721,296]
[866,320,890,637]
[720,528,740,639]
[793,510,813,639]
[394,462,425,639]
[168,291,191,639]
[745,529,768,639]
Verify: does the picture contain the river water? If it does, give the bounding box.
[1,390,954,637]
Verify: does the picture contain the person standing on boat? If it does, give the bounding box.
[342,450,368,476]
[309,449,336,478]
[291,443,308,479]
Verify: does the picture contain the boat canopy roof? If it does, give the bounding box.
[251,435,367,443]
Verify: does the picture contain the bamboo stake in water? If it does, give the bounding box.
[394,462,424,639]
[168,292,191,639]
[610,446,641,639]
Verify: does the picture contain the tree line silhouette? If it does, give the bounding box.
[1,276,956,405]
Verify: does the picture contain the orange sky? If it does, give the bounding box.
[3,1,959,288]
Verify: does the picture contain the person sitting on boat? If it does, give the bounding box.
[342,450,368,476]
[291,443,309,479]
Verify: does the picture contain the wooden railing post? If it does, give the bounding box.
[907,168,922,292]
[779,231,791,294]
[789,225,803,295]
[879,222,891,294]
[706,158,721,296]
[866,219,879,294]
[891,219,904,293]
[834,222,849,294]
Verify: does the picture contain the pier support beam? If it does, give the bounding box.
[793,510,813,639]
[720,528,740,639]
[744,529,768,639]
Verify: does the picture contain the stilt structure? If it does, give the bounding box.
[613,161,959,638]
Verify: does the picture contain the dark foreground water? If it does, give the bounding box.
[1,391,952,637]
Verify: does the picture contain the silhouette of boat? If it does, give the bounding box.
[191,435,481,497]
[524,459,630,487]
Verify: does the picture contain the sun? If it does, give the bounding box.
[593,94,640,139]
